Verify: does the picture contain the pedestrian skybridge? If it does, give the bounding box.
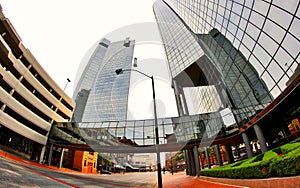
[49,111,240,153]
[49,69,299,154]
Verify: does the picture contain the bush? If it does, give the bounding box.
[268,147,300,177]
[280,142,300,154]
[200,140,300,179]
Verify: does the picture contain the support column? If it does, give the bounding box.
[184,150,190,175]
[253,124,268,153]
[242,132,253,158]
[172,79,184,116]
[173,79,189,116]
[179,87,189,115]
[193,145,200,177]
[39,145,46,164]
[225,144,234,164]
[47,144,54,166]
[215,144,223,166]
[58,147,64,168]
[204,147,211,169]
[188,149,195,176]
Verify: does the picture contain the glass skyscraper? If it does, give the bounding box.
[153,0,300,176]
[153,0,299,126]
[72,37,135,122]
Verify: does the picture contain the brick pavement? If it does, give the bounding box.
[200,175,300,188]
[158,172,244,188]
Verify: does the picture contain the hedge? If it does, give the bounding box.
[200,140,300,179]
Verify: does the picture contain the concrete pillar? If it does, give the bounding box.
[188,149,196,176]
[242,132,253,158]
[215,144,223,166]
[253,124,268,153]
[172,79,184,116]
[225,144,234,164]
[187,150,193,175]
[184,150,190,175]
[39,145,46,164]
[58,147,64,168]
[193,145,201,177]
[47,144,54,166]
[204,147,211,169]
[179,88,189,115]
[172,79,189,115]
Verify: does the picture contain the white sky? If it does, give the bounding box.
[0,0,158,96]
[0,0,179,119]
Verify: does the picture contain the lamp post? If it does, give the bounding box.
[115,68,163,188]
[64,78,71,91]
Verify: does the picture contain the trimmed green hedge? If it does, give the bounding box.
[269,147,300,177]
[200,139,300,179]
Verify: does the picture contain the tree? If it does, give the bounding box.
[173,150,184,163]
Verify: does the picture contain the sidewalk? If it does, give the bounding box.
[0,149,77,173]
[157,172,244,188]
[200,175,300,188]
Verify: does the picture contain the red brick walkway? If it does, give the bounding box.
[200,175,300,188]
[157,172,244,188]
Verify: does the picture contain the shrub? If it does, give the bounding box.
[280,142,300,154]
[200,140,300,179]
[268,147,300,177]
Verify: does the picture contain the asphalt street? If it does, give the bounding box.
[0,157,157,188]
[0,156,242,188]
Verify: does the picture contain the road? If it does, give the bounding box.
[0,157,157,187]
[0,156,242,188]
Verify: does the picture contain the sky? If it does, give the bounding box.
[0,0,158,96]
[0,0,179,120]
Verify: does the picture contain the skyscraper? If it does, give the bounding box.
[153,0,300,176]
[153,0,299,126]
[72,37,135,122]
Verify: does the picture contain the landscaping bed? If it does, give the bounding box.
[200,138,300,179]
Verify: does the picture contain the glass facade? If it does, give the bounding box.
[198,29,273,124]
[72,38,135,122]
[153,0,300,128]
[51,0,299,157]
[52,111,224,152]
[161,0,300,99]
[184,85,223,115]
[153,0,205,78]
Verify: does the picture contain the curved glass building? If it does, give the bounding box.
[153,0,300,175]
[6,0,297,177]
[154,0,299,121]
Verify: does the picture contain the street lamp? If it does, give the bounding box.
[63,78,71,91]
[115,67,163,188]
